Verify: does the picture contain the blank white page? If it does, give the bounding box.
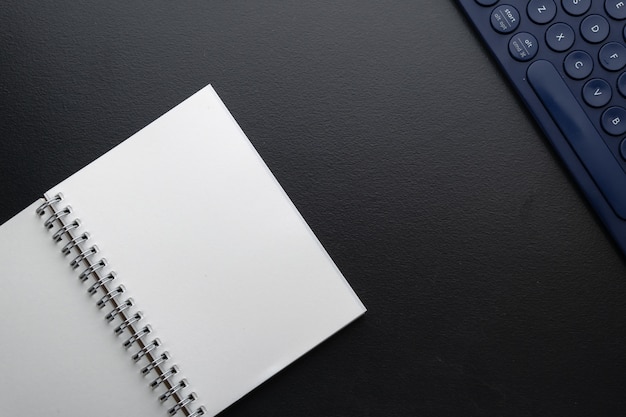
[47,85,366,416]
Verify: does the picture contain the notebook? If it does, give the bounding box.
[0,85,366,416]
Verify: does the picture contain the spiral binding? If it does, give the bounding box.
[37,193,207,417]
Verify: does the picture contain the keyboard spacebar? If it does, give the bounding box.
[527,59,626,220]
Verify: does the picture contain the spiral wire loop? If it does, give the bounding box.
[88,272,116,295]
[105,298,134,322]
[151,365,179,389]
[70,245,98,268]
[123,325,152,349]
[160,379,188,403]
[142,352,170,375]
[44,206,72,229]
[169,393,198,416]
[52,219,80,242]
[37,193,206,416]
[115,312,143,335]
[79,259,107,282]
[62,232,90,255]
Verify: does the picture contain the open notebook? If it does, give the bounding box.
[0,85,365,416]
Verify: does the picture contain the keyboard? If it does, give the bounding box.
[457,0,626,255]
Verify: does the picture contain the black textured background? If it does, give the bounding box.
[2,2,626,416]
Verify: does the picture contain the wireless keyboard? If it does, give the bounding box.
[457,0,626,255]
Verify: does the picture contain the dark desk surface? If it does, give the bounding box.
[2,2,626,416]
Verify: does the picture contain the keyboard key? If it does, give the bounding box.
[546,22,575,51]
[562,0,591,16]
[583,78,612,107]
[564,50,593,79]
[605,0,626,20]
[491,5,520,34]
[509,32,539,61]
[526,60,626,220]
[621,138,626,160]
[580,15,610,43]
[618,72,626,96]
[475,0,499,5]
[528,0,557,24]
[599,42,626,71]
[602,106,626,135]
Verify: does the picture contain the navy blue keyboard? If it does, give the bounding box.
[457,0,626,255]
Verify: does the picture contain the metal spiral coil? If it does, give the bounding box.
[142,352,170,375]
[52,219,80,242]
[88,271,116,295]
[115,312,143,335]
[79,259,107,282]
[36,193,206,417]
[160,379,188,403]
[133,337,160,362]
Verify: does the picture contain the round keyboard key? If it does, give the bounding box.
[546,22,575,51]
[620,138,626,160]
[528,0,557,24]
[599,42,626,71]
[602,106,626,135]
[580,15,610,43]
[476,0,499,5]
[508,32,538,61]
[583,78,612,107]
[618,72,626,96]
[606,0,626,20]
[562,0,591,16]
[491,5,520,34]
[564,50,594,79]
